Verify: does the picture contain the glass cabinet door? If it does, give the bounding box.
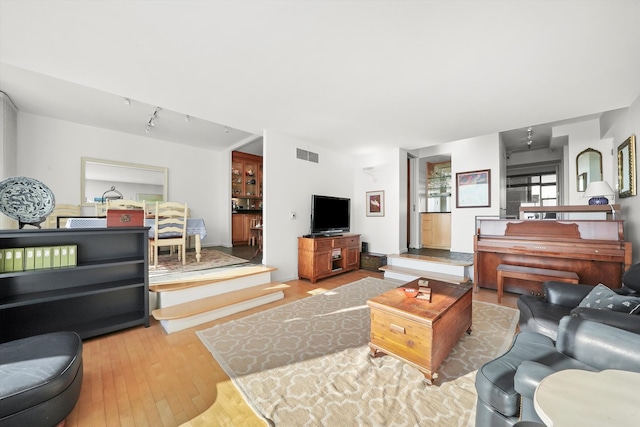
[232,160,243,197]
[244,161,258,197]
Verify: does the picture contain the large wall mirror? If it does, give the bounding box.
[576,148,602,192]
[81,158,168,206]
[617,134,636,198]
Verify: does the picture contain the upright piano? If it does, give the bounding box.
[474,218,632,296]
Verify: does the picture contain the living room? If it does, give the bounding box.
[1,1,640,426]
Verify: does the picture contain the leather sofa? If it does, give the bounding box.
[475,315,640,426]
[0,331,83,427]
[517,262,640,340]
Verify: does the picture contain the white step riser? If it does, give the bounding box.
[383,270,422,282]
[388,257,468,277]
[156,271,272,308]
[158,291,284,334]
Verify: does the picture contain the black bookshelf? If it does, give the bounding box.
[0,227,149,343]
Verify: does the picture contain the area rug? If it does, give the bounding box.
[197,277,519,427]
[149,247,249,279]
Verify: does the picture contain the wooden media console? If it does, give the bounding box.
[298,234,360,283]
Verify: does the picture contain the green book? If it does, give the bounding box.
[0,249,4,273]
[25,247,36,270]
[42,247,52,269]
[52,246,61,268]
[34,247,44,269]
[13,248,24,272]
[60,246,69,267]
[67,245,77,266]
[3,249,14,272]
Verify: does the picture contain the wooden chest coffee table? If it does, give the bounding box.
[367,278,473,385]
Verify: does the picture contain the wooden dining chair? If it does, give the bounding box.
[94,203,108,217]
[248,217,260,246]
[149,201,188,268]
[46,204,81,228]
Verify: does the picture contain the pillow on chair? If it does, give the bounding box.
[574,284,640,314]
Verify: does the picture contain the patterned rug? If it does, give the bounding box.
[197,277,519,426]
[149,247,250,279]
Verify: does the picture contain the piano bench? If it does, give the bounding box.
[496,264,579,303]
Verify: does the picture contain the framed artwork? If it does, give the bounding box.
[366,190,385,217]
[617,134,636,198]
[456,169,491,208]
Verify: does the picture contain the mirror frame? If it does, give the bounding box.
[617,134,636,198]
[576,148,603,192]
[81,157,168,207]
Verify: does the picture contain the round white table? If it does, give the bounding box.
[534,369,640,427]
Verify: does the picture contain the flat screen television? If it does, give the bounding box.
[310,195,350,236]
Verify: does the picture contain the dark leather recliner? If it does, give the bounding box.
[0,331,83,427]
[475,315,640,427]
[517,263,640,340]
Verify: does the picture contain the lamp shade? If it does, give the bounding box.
[584,181,615,205]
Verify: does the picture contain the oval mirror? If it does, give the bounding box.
[576,148,602,192]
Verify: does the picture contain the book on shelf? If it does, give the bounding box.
[68,245,77,266]
[25,247,35,270]
[3,249,14,272]
[13,248,24,272]
[52,246,62,268]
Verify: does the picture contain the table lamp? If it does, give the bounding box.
[584,180,615,205]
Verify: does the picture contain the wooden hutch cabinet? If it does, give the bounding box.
[232,151,263,245]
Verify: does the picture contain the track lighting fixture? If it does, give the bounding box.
[224,126,230,133]
[145,107,160,133]
[123,97,131,106]
[185,115,190,123]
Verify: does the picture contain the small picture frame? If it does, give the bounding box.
[456,169,491,208]
[366,190,385,217]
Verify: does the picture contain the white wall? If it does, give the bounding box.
[602,94,640,263]
[15,113,227,246]
[449,133,502,253]
[553,119,615,206]
[263,130,355,281]
[416,134,502,253]
[351,148,404,255]
[0,92,18,229]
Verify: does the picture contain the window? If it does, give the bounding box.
[506,172,557,218]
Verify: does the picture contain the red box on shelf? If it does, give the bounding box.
[106,209,145,227]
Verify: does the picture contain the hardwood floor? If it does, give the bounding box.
[64,269,518,427]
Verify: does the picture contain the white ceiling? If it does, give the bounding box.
[1,1,639,156]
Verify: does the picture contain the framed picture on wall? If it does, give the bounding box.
[366,190,385,217]
[456,169,490,208]
[617,134,636,198]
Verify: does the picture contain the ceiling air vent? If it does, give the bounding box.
[308,151,319,163]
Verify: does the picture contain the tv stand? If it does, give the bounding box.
[298,234,360,283]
